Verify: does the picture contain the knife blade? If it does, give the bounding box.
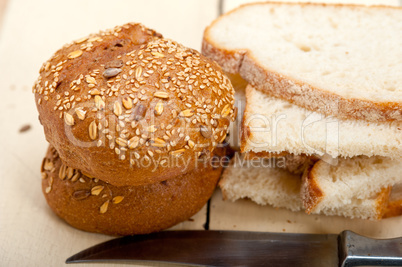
[66,230,402,266]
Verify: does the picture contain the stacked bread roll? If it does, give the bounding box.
[34,23,236,235]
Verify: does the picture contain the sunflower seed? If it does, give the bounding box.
[103,68,122,78]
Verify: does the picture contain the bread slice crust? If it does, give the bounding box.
[202,2,402,122]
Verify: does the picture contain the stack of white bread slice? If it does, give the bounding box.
[202,2,402,220]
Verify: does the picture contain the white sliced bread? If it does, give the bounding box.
[220,155,402,220]
[301,156,402,219]
[242,85,402,159]
[219,154,303,211]
[202,2,402,122]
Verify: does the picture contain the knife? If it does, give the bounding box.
[66,230,402,266]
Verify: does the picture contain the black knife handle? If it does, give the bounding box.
[339,230,402,267]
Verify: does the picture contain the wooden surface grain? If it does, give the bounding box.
[0,0,7,30]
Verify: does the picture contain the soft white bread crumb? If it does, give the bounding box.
[220,155,402,220]
[220,154,303,211]
[301,156,402,219]
[242,85,402,159]
[203,2,402,121]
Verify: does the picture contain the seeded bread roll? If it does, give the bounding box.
[33,23,236,186]
[41,145,223,236]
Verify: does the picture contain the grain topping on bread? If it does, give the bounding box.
[33,23,236,186]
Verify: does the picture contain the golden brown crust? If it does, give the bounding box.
[41,145,222,236]
[374,187,392,220]
[383,198,402,219]
[34,23,236,186]
[202,2,402,122]
[300,164,324,214]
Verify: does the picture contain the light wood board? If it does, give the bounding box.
[0,0,401,266]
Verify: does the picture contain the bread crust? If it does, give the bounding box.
[383,199,402,219]
[300,164,324,214]
[202,2,402,122]
[374,187,392,220]
[41,145,222,236]
[34,23,235,186]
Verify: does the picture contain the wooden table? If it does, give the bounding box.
[0,0,400,266]
[0,0,7,29]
